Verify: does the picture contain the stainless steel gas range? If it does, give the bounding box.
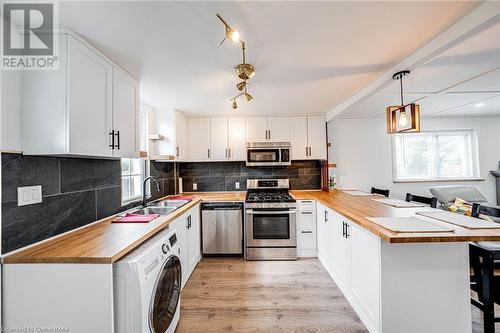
[245,179,297,260]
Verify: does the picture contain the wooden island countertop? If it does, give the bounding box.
[5,190,500,264]
[297,190,500,244]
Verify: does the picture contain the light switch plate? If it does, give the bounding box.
[193,183,198,191]
[18,185,42,206]
[235,182,240,189]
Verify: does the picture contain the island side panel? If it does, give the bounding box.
[380,242,471,333]
[3,263,114,332]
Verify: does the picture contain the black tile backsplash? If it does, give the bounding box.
[1,153,319,253]
[149,161,178,200]
[1,153,162,254]
[178,161,321,192]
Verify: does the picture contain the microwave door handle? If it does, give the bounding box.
[246,210,297,215]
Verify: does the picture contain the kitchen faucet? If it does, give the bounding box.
[142,176,161,207]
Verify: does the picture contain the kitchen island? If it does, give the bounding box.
[3,190,498,333]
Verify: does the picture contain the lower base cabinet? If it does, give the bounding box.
[317,204,471,333]
[170,204,201,289]
[297,200,317,257]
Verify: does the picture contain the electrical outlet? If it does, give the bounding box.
[17,185,42,206]
[235,182,240,189]
[193,183,198,191]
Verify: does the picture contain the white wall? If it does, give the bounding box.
[328,116,500,204]
[0,18,22,152]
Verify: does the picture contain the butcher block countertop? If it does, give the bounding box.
[3,192,245,264]
[6,190,500,264]
[299,190,500,244]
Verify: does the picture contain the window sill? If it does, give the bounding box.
[122,197,143,207]
[393,178,485,184]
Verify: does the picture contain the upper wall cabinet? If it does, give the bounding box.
[113,67,140,158]
[20,33,139,158]
[189,117,246,162]
[150,110,187,160]
[188,118,211,161]
[246,117,290,142]
[210,117,246,161]
[290,116,326,160]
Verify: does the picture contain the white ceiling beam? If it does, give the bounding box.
[326,1,500,122]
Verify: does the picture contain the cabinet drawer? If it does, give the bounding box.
[298,230,316,249]
[298,211,316,229]
[297,200,315,211]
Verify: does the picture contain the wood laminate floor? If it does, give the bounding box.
[177,257,498,333]
[176,258,368,333]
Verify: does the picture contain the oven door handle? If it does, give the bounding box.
[246,210,297,215]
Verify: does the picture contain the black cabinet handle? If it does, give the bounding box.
[324,210,328,223]
[115,130,120,149]
[176,146,179,157]
[346,223,350,238]
[109,130,115,149]
[301,230,313,234]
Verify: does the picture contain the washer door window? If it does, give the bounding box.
[149,255,181,333]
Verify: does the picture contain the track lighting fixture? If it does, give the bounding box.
[235,41,255,80]
[216,13,240,44]
[236,81,246,91]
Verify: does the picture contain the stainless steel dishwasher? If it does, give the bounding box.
[201,202,244,255]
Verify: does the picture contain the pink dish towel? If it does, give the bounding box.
[112,213,159,223]
[169,196,193,201]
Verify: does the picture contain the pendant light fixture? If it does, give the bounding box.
[386,70,421,134]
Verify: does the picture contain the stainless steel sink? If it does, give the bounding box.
[131,207,176,215]
[149,199,190,208]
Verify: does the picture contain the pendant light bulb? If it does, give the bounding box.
[236,81,246,91]
[398,110,408,127]
[231,99,238,109]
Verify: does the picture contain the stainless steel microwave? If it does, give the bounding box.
[246,142,291,166]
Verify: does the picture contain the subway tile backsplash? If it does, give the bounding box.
[179,161,321,192]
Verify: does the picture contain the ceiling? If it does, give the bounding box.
[337,16,500,119]
[59,1,478,116]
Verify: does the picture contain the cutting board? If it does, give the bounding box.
[372,198,426,208]
[416,211,500,229]
[366,216,455,233]
[342,190,374,196]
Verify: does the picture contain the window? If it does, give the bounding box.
[393,130,480,182]
[121,158,146,203]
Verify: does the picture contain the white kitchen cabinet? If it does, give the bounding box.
[290,116,309,159]
[210,118,229,160]
[151,110,187,160]
[188,118,211,161]
[246,116,290,142]
[290,116,326,160]
[187,204,202,276]
[170,204,201,289]
[174,111,188,160]
[20,33,139,158]
[112,66,139,158]
[331,212,351,288]
[227,117,246,160]
[268,117,290,141]
[246,117,268,142]
[297,200,317,257]
[307,116,327,160]
[316,202,332,259]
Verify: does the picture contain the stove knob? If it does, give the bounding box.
[162,244,170,254]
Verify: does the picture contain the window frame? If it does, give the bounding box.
[121,158,148,205]
[391,129,481,183]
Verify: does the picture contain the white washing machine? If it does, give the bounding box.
[114,227,182,333]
